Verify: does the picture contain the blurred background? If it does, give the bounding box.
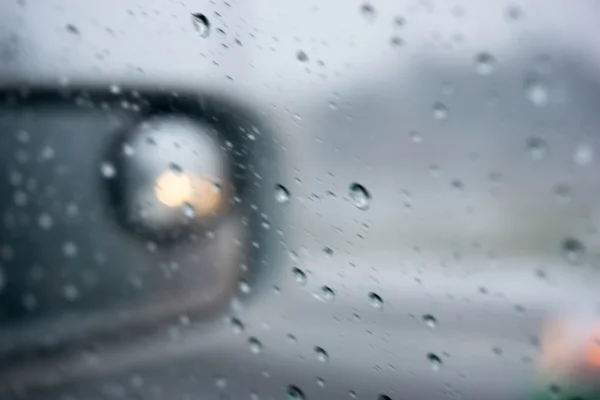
[2,0,600,399]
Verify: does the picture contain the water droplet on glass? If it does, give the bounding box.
[66,24,79,35]
[275,184,291,204]
[182,202,196,219]
[238,279,251,294]
[316,377,325,387]
[423,314,437,329]
[562,238,585,265]
[191,13,211,38]
[122,143,135,156]
[390,36,403,47]
[475,52,495,75]
[368,292,383,309]
[349,390,358,399]
[211,375,226,390]
[100,162,116,179]
[378,396,392,400]
[432,102,448,121]
[349,183,371,210]
[553,183,571,204]
[427,353,442,371]
[292,267,307,285]
[323,246,334,257]
[38,213,53,230]
[360,3,376,21]
[286,385,305,400]
[315,346,329,362]
[525,77,549,107]
[410,130,422,143]
[62,241,78,258]
[109,84,121,95]
[527,137,547,161]
[296,50,309,63]
[16,130,29,143]
[248,337,263,354]
[230,317,244,334]
[287,333,297,343]
[506,4,522,20]
[574,143,594,166]
[62,284,80,301]
[320,286,335,302]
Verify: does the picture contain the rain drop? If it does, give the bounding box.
[275,184,291,204]
[315,346,329,362]
[527,137,547,161]
[475,52,495,75]
[62,241,78,258]
[360,3,376,21]
[378,396,392,400]
[215,376,227,389]
[349,183,371,210]
[248,337,263,354]
[525,76,549,107]
[191,13,211,38]
[427,353,442,371]
[423,314,437,329]
[323,246,334,257]
[320,286,336,302]
[286,385,305,400]
[296,50,309,63]
[292,267,307,285]
[182,202,196,219]
[553,183,571,204]
[100,162,116,179]
[368,292,383,309]
[38,213,53,230]
[238,279,251,294]
[574,143,594,166]
[230,317,244,334]
[432,102,448,121]
[316,377,326,387]
[561,238,585,265]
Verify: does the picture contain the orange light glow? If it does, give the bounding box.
[154,170,224,216]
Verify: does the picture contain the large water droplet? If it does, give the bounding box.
[238,279,252,294]
[315,346,329,362]
[475,52,495,75]
[378,396,392,400]
[525,77,549,107]
[574,143,594,166]
[62,241,78,258]
[230,317,244,334]
[349,183,370,210]
[38,213,53,230]
[182,202,196,219]
[432,102,448,121]
[368,292,383,309]
[360,3,376,21]
[248,337,263,354]
[320,286,336,302]
[296,50,309,63]
[286,385,305,400]
[292,267,307,285]
[191,13,211,38]
[561,238,585,265]
[100,161,117,179]
[275,184,291,204]
[527,137,547,161]
[427,353,442,371]
[423,314,437,329]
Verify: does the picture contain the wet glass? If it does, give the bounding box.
[1,1,600,399]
